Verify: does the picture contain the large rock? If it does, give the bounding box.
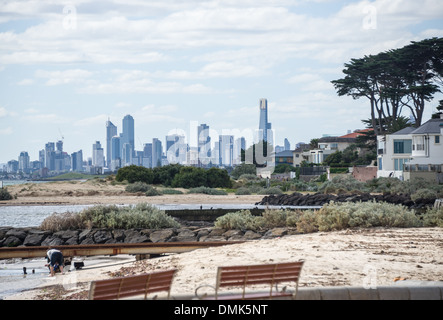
[23,232,47,246]
[149,229,175,243]
[124,230,150,243]
[93,230,113,244]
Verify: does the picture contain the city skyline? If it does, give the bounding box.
[1,101,284,174]
[1,1,442,164]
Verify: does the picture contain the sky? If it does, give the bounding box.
[1,0,443,164]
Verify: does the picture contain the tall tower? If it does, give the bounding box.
[121,115,135,158]
[198,123,211,165]
[259,98,272,143]
[106,119,117,168]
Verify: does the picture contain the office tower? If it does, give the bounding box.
[93,141,104,168]
[152,138,163,168]
[198,124,211,166]
[39,150,45,168]
[45,142,55,170]
[121,115,135,158]
[56,140,63,152]
[143,143,152,168]
[234,137,246,165]
[106,119,117,168]
[18,152,30,173]
[284,138,291,151]
[258,98,272,143]
[122,143,133,167]
[71,150,84,172]
[219,135,234,167]
[110,136,121,170]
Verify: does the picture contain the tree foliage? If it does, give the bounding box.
[332,38,443,135]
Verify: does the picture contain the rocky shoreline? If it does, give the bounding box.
[256,192,436,209]
[0,223,294,248]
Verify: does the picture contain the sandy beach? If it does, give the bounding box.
[1,181,442,300]
[3,227,442,300]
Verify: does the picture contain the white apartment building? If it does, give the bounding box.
[377,115,443,182]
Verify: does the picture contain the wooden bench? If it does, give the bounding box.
[196,261,304,300]
[89,269,177,300]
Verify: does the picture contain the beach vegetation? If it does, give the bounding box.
[188,186,228,195]
[40,203,179,232]
[215,200,442,233]
[0,188,13,201]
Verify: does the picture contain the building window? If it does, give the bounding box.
[435,135,440,144]
[394,139,412,154]
[378,158,382,170]
[394,158,409,171]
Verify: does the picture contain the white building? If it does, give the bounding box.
[377,115,443,182]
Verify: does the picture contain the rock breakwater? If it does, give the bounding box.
[0,225,294,248]
[255,192,436,209]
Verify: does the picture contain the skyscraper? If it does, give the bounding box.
[198,123,211,166]
[110,136,121,171]
[152,138,162,168]
[92,141,104,168]
[258,98,272,143]
[106,119,117,168]
[121,115,135,159]
[219,135,234,167]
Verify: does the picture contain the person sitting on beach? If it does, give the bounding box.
[46,248,64,277]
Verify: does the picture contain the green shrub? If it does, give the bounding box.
[161,189,184,195]
[0,188,13,201]
[316,201,420,231]
[261,209,287,228]
[188,186,228,195]
[235,187,251,195]
[422,207,443,227]
[411,188,438,202]
[214,210,262,231]
[40,203,179,231]
[145,186,162,196]
[319,175,368,194]
[258,187,283,195]
[116,165,154,184]
[125,182,151,193]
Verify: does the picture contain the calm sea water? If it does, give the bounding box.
[0,203,310,228]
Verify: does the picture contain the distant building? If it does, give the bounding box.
[18,152,30,173]
[92,141,104,169]
[284,138,291,151]
[152,138,162,168]
[106,119,117,168]
[110,136,121,171]
[198,123,211,166]
[166,134,187,165]
[258,98,272,143]
[121,115,135,160]
[71,150,84,172]
[219,135,234,167]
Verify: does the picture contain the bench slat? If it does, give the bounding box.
[206,261,304,300]
[89,269,177,300]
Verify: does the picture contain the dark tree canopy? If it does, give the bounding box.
[332,37,443,135]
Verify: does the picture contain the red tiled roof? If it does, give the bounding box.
[339,129,372,139]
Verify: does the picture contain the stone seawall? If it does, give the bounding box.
[0,225,295,248]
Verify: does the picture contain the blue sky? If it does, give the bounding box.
[1,0,443,164]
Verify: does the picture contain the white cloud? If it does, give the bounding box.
[0,127,13,135]
[35,69,93,86]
